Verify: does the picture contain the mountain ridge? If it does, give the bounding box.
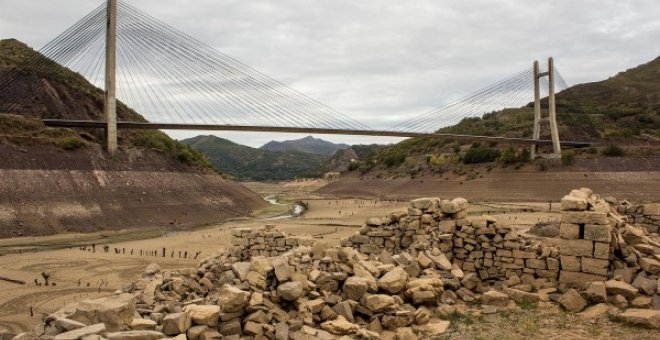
[260,135,350,155]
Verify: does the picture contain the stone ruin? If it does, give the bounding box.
[10,188,660,340]
[231,225,315,261]
[341,197,562,284]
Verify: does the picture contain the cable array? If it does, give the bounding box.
[392,66,569,133]
[0,1,369,130]
[0,0,570,134]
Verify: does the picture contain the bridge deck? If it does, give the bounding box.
[42,119,592,148]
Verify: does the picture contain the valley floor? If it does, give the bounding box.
[0,180,656,338]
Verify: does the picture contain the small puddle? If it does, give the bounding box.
[263,195,306,220]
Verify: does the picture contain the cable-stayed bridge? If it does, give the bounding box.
[0,0,590,156]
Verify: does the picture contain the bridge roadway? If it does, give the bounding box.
[42,119,592,148]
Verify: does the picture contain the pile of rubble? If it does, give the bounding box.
[15,189,660,340]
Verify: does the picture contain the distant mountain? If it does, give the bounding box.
[181,135,329,181]
[260,136,350,155]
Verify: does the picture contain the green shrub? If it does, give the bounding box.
[347,162,360,172]
[383,149,407,167]
[463,148,501,164]
[561,151,575,165]
[518,148,531,162]
[499,147,517,164]
[602,145,625,157]
[61,137,84,150]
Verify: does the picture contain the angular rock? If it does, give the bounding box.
[503,288,540,304]
[362,294,396,313]
[320,315,358,335]
[559,289,587,312]
[584,281,607,303]
[183,305,221,327]
[53,324,106,340]
[342,277,369,301]
[378,267,409,294]
[55,294,136,332]
[105,331,165,340]
[218,285,250,312]
[640,258,660,275]
[440,198,468,214]
[162,312,192,336]
[481,290,509,307]
[605,280,639,300]
[129,318,157,331]
[618,309,660,329]
[277,281,304,301]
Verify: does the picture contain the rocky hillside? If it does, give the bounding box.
[0,39,266,237]
[260,136,349,156]
[181,135,328,181]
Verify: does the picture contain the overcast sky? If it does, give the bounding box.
[1,0,659,147]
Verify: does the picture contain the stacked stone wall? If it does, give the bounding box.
[231,224,314,260]
[341,197,561,283]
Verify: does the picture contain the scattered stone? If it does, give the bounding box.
[559,289,588,312]
[481,291,509,307]
[617,309,660,329]
[53,324,106,340]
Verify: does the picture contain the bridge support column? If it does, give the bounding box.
[530,57,561,159]
[104,0,118,155]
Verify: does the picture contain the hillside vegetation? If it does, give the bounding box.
[344,56,660,176]
[182,135,329,180]
[0,39,210,169]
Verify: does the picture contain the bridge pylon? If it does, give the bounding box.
[531,57,562,159]
[104,0,118,155]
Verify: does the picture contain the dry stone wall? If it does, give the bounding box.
[613,201,660,234]
[231,224,314,261]
[341,197,561,284]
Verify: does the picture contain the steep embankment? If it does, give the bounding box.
[0,39,266,237]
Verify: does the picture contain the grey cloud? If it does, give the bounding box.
[0,0,658,147]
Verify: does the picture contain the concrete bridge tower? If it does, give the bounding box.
[531,57,562,159]
[104,0,118,155]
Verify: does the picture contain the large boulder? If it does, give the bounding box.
[320,315,359,335]
[605,280,639,300]
[481,291,509,307]
[217,285,250,312]
[618,309,660,329]
[362,294,396,313]
[377,267,408,294]
[53,294,136,332]
[183,305,221,327]
[342,277,369,301]
[277,281,304,301]
[559,289,587,312]
[53,324,106,340]
[162,312,192,336]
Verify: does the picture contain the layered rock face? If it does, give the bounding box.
[15,189,660,340]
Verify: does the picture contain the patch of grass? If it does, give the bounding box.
[561,151,575,165]
[60,136,84,150]
[518,300,538,310]
[602,145,626,157]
